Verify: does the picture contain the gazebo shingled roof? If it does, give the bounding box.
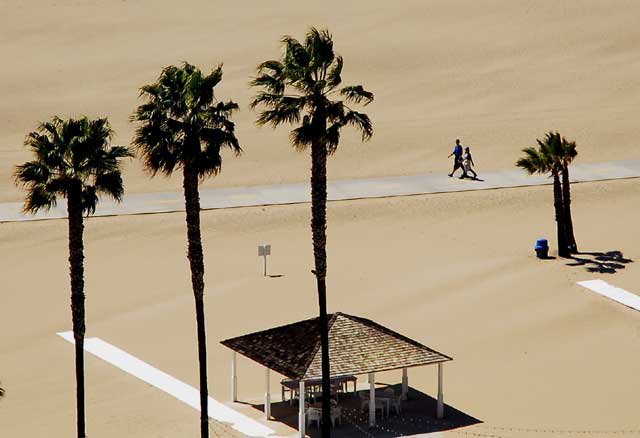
[221,312,452,380]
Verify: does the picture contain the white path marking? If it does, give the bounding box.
[577,280,640,311]
[57,332,275,437]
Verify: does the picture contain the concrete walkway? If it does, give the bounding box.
[2,160,639,223]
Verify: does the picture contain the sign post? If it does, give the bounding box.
[258,244,271,276]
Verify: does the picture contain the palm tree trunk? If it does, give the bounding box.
[183,165,209,438]
[67,182,86,438]
[310,136,331,438]
[552,171,570,257]
[562,163,577,253]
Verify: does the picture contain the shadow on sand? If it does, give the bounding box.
[566,250,633,274]
[250,384,480,437]
[460,176,484,182]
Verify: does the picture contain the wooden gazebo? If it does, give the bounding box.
[221,312,452,436]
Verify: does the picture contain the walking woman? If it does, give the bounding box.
[462,146,478,179]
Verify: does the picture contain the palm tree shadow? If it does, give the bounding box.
[566,250,633,274]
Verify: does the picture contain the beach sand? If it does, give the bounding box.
[1,0,640,436]
[0,178,638,437]
[2,0,640,203]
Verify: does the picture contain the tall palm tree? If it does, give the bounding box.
[132,62,241,438]
[15,116,131,438]
[251,27,373,437]
[558,135,578,252]
[516,132,570,257]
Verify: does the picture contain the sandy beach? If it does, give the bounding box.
[1,178,639,437]
[1,0,640,437]
[2,1,640,203]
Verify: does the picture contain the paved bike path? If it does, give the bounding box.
[1,160,639,223]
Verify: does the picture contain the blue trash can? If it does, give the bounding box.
[535,238,548,258]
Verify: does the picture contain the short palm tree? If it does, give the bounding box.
[517,132,570,257]
[132,62,241,438]
[251,27,373,437]
[15,116,131,438]
[558,135,578,252]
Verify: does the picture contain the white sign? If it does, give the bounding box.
[258,244,271,276]
[258,244,271,256]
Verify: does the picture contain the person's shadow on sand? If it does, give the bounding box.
[460,176,484,182]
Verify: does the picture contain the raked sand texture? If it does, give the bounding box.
[0,178,639,437]
[2,1,640,437]
[2,1,640,203]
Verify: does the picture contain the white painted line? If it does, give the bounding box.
[57,332,275,437]
[577,280,640,311]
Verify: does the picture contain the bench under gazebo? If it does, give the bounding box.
[221,312,452,437]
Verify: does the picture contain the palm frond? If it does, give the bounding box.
[22,183,58,213]
[289,116,314,151]
[340,85,374,106]
[305,27,335,72]
[250,74,286,96]
[14,161,51,186]
[255,96,306,127]
[256,107,301,127]
[257,60,284,75]
[282,35,309,71]
[343,110,373,142]
[250,92,286,110]
[326,55,343,89]
[325,122,342,154]
[81,185,99,215]
[94,171,125,202]
[516,147,548,175]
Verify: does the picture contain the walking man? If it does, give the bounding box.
[448,139,466,177]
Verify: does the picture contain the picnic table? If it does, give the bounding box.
[281,375,357,403]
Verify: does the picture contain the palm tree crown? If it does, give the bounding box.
[560,136,578,165]
[132,62,241,176]
[516,145,551,175]
[14,116,131,214]
[250,27,373,154]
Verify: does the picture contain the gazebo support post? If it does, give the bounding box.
[401,367,408,400]
[437,362,444,419]
[265,368,271,419]
[231,351,237,402]
[368,372,376,427]
[298,380,305,437]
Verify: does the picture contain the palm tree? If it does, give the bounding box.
[558,135,578,252]
[516,132,570,257]
[250,27,373,437]
[132,62,241,438]
[15,116,131,438]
